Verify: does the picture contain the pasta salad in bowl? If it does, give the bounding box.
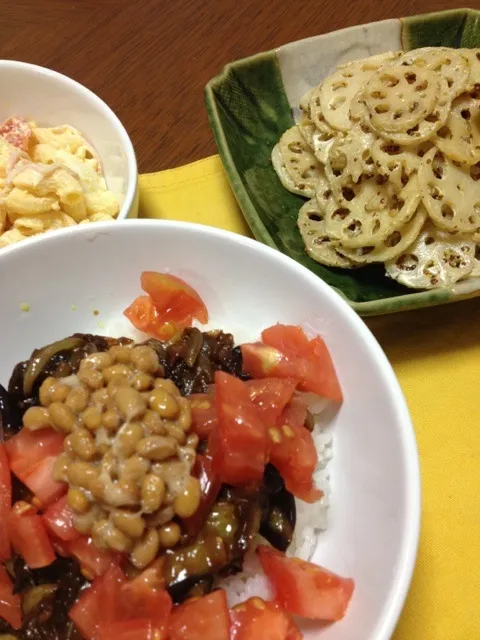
[0,61,138,249]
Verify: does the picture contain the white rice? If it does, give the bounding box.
[222,399,334,607]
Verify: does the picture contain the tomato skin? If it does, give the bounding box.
[141,271,208,325]
[0,565,22,630]
[67,536,119,578]
[261,325,343,403]
[209,371,268,485]
[5,428,64,477]
[189,393,219,439]
[8,502,55,569]
[43,494,80,542]
[231,598,302,640]
[257,546,354,621]
[0,444,12,561]
[169,590,230,640]
[182,455,221,536]
[245,379,297,425]
[21,455,67,507]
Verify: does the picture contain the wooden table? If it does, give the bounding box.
[0,0,468,172]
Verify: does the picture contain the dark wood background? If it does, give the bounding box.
[0,0,467,172]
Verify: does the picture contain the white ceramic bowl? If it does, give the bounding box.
[0,60,138,219]
[0,220,420,640]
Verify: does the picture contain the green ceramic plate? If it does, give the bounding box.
[205,8,480,316]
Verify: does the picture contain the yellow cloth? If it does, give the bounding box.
[139,156,480,640]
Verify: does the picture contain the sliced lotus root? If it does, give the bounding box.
[399,47,469,99]
[372,139,434,190]
[271,126,324,198]
[467,245,480,278]
[419,147,480,233]
[336,50,402,71]
[385,220,475,289]
[324,173,420,249]
[337,204,427,264]
[433,91,480,165]
[364,64,440,133]
[325,128,377,196]
[460,48,480,92]
[299,87,315,116]
[314,56,394,133]
[370,74,451,146]
[298,116,337,165]
[297,198,355,268]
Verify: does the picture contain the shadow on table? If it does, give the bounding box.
[365,297,480,365]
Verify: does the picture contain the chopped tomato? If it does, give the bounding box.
[43,494,80,542]
[231,597,302,640]
[21,455,67,507]
[189,393,218,439]
[120,573,172,624]
[182,455,221,536]
[0,444,12,561]
[277,395,308,431]
[261,325,342,403]
[70,565,125,640]
[257,546,354,621]
[169,590,230,640]
[0,565,22,630]
[99,619,159,640]
[124,295,165,337]
[245,378,297,425]
[141,271,208,324]
[67,536,119,578]
[269,420,322,504]
[8,501,55,569]
[5,427,64,477]
[209,371,268,485]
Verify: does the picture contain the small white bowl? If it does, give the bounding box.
[0,220,420,640]
[0,60,138,219]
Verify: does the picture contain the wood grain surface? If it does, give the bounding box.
[0,0,468,172]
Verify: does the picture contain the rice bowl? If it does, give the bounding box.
[0,219,420,640]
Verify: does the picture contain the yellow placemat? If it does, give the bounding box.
[139,157,480,640]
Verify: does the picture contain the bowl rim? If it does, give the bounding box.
[0,218,421,639]
[204,8,480,317]
[0,59,138,220]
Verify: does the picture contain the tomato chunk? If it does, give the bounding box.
[141,271,208,324]
[67,536,119,578]
[182,455,221,536]
[70,565,125,640]
[5,428,64,477]
[277,395,308,431]
[269,421,322,504]
[245,378,297,425]
[0,565,22,629]
[71,564,172,640]
[169,590,230,640]
[209,371,268,485]
[261,325,342,403]
[0,444,12,561]
[21,455,67,507]
[231,597,302,640]
[43,494,80,542]
[189,393,218,439]
[8,501,55,569]
[257,546,354,621]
